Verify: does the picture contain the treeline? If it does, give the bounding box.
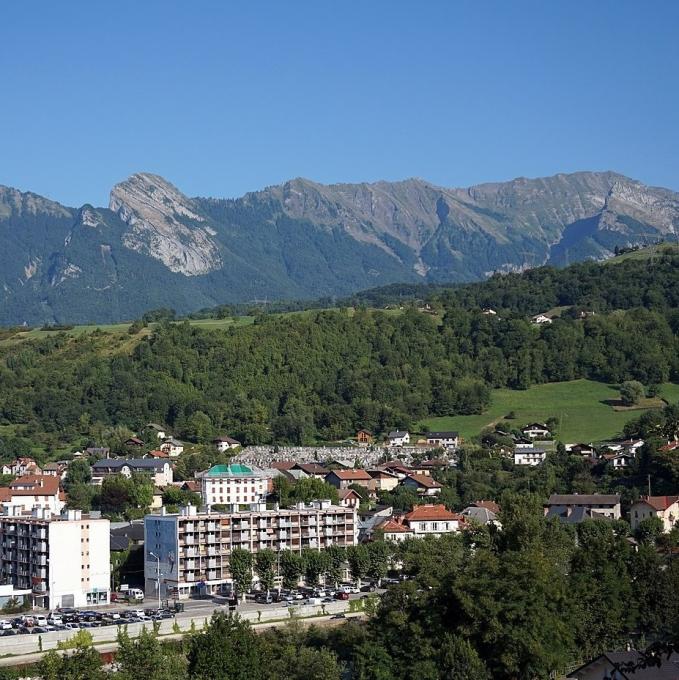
[1,254,679,448]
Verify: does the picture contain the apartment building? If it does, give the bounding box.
[0,507,110,609]
[144,501,357,599]
[198,464,269,507]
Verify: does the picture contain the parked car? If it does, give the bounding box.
[0,620,12,631]
[34,615,48,627]
[335,592,349,600]
[331,613,346,619]
[360,584,376,593]
[48,613,62,625]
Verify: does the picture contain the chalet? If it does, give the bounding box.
[545,494,621,520]
[521,423,551,439]
[41,462,67,478]
[85,447,110,458]
[270,461,296,472]
[325,469,373,490]
[603,452,634,469]
[0,475,65,513]
[1,457,41,477]
[403,504,463,536]
[425,431,460,449]
[387,431,410,447]
[144,449,169,459]
[293,463,330,479]
[91,458,173,487]
[367,469,400,492]
[356,430,374,446]
[338,488,362,509]
[513,448,547,466]
[402,473,442,496]
[213,436,241,452]
[567,443,597,458]
[125,437,144,448]
[531,314,552,325]
[160,438,184,457]
[630,496,679,533]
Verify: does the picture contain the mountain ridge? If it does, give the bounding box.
[0,170,678,325]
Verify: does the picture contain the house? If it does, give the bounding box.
[378,518,414,542]
[403,504,463,536]
[367,469,400,492]
[425,432,460,449]
[1,457,42,477]
[180,480,201,494]
[145,423,167,440]
[160,438,184,457]
[41,462,67,478]
[660,441,679,453]
[270,461,296,472]
[356,430,374,446]
[531,314,552,325]
[418,458,451,473]
[0,475,65,513]
[461,505,500,527]
[567,443,597,458]
[124,437,144,448]
[85,447,110,458]
[401,473,442,496]
[91,459,173,487]
[545,494,621,520]
[387,431,410,447]
[603,452,634,469]
[357,505,394,542]
[546,505,612,525]
[293,463,330,479]
[567,650,679,679]
[630,496,679,533]
[521,423,551,439]
[379,461,411,479]
[513,448,547,466]
[151,487,164,509]
[145,449,169,459]
[338,488,362,509]
[325,469,373,491]
[482,308,497,316]
[213,436,241,452]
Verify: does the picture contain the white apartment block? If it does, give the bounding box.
[144,501,357,599]
[0,507,110,609]
[198,464,269,507]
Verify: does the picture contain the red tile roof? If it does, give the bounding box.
[8,475,60,496]
[473,500,500,514]
[405,504,460,521]
[0,488,11,502]
[380,519,412,533]
[148,450,169,458]
[270,461,296,471]
[405,473,442,489]
[329,469,372,481]
[639,495,679,511]
[338,488,361,500]
[295,463,330,475]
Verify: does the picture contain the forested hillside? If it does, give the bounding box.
[1,253,679,454]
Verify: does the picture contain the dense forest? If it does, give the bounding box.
[1,252,679,453]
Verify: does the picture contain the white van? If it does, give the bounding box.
[126,588,144,602]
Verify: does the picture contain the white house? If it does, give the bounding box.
[1,457,42,477]
[630,496,679,533]
[531,314,552,325]
[160,438,184,457]
[425,431,460,449]
[0,475,65,514]
[199,463,269,506]
[403,504,463,537]
[213,436,241,452]
[514,448,547,466]
[521,423,551,439]
[387,431,410,447]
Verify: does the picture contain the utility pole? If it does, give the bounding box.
[647,474,652,498]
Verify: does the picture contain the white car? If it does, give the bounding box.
[0,620,12,631]
[34,615,48,627]
[48,614,62,625]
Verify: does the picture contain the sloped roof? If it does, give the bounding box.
[338,488,361,500]
[404,473,442,489]
[637,495,679,511]
[472,499,500,514]
[547,494,620,506]
[9,475,60,495]
[328,469,372,481]
[405,504,459,521]
[379,519,412,533]
[295,463,330,475]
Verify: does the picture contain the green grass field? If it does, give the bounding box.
[420,379,679,443]
[605,243,679,264]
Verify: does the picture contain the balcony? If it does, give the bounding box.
[208,559,217,569]
[184,548,196,558]
[184,523,195,533]
[207,522,217,532]
[278,530,287,539]
[185,560,196,570]
[205,533,217,543]
[185,537,195,545]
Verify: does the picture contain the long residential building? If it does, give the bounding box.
[144,501,357,599]
[0,506,110,609]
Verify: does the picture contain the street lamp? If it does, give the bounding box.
[148,552,161,609]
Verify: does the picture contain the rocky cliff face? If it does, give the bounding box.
[0,170,677,324]
[110,173,222,276]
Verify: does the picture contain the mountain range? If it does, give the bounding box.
[1,170,678,325]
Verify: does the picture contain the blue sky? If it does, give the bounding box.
[1,1,678,206]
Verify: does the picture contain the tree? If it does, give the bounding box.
[366,541,392,586]
[64,458,91,490]
[280,551,304,590]
[254,549,277,594]
[634,516,664,544]
[620,380,645,406]
[187,613,267,680]
[325,545,346,588]
[37,644,105,680]
[302,548,329,586]
[115,627,186,680]
[347,545,371,586]
[230,549,254,600]
[438,635,489,680]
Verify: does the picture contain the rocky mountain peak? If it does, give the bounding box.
[109,173,222,276]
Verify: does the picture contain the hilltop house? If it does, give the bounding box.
[521,423,551,439]
[325,469,373,491]
[401,473,442,497]
[1,457,42,477]
[356,430,374,446]
[630,496,679,533]
[545,494,621,520]
[213,436,241,452]
[425,431,460,449]
[514,447,547,466]
[387,431,410,447]
[160,438,184,457]
[145,423,167,440]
